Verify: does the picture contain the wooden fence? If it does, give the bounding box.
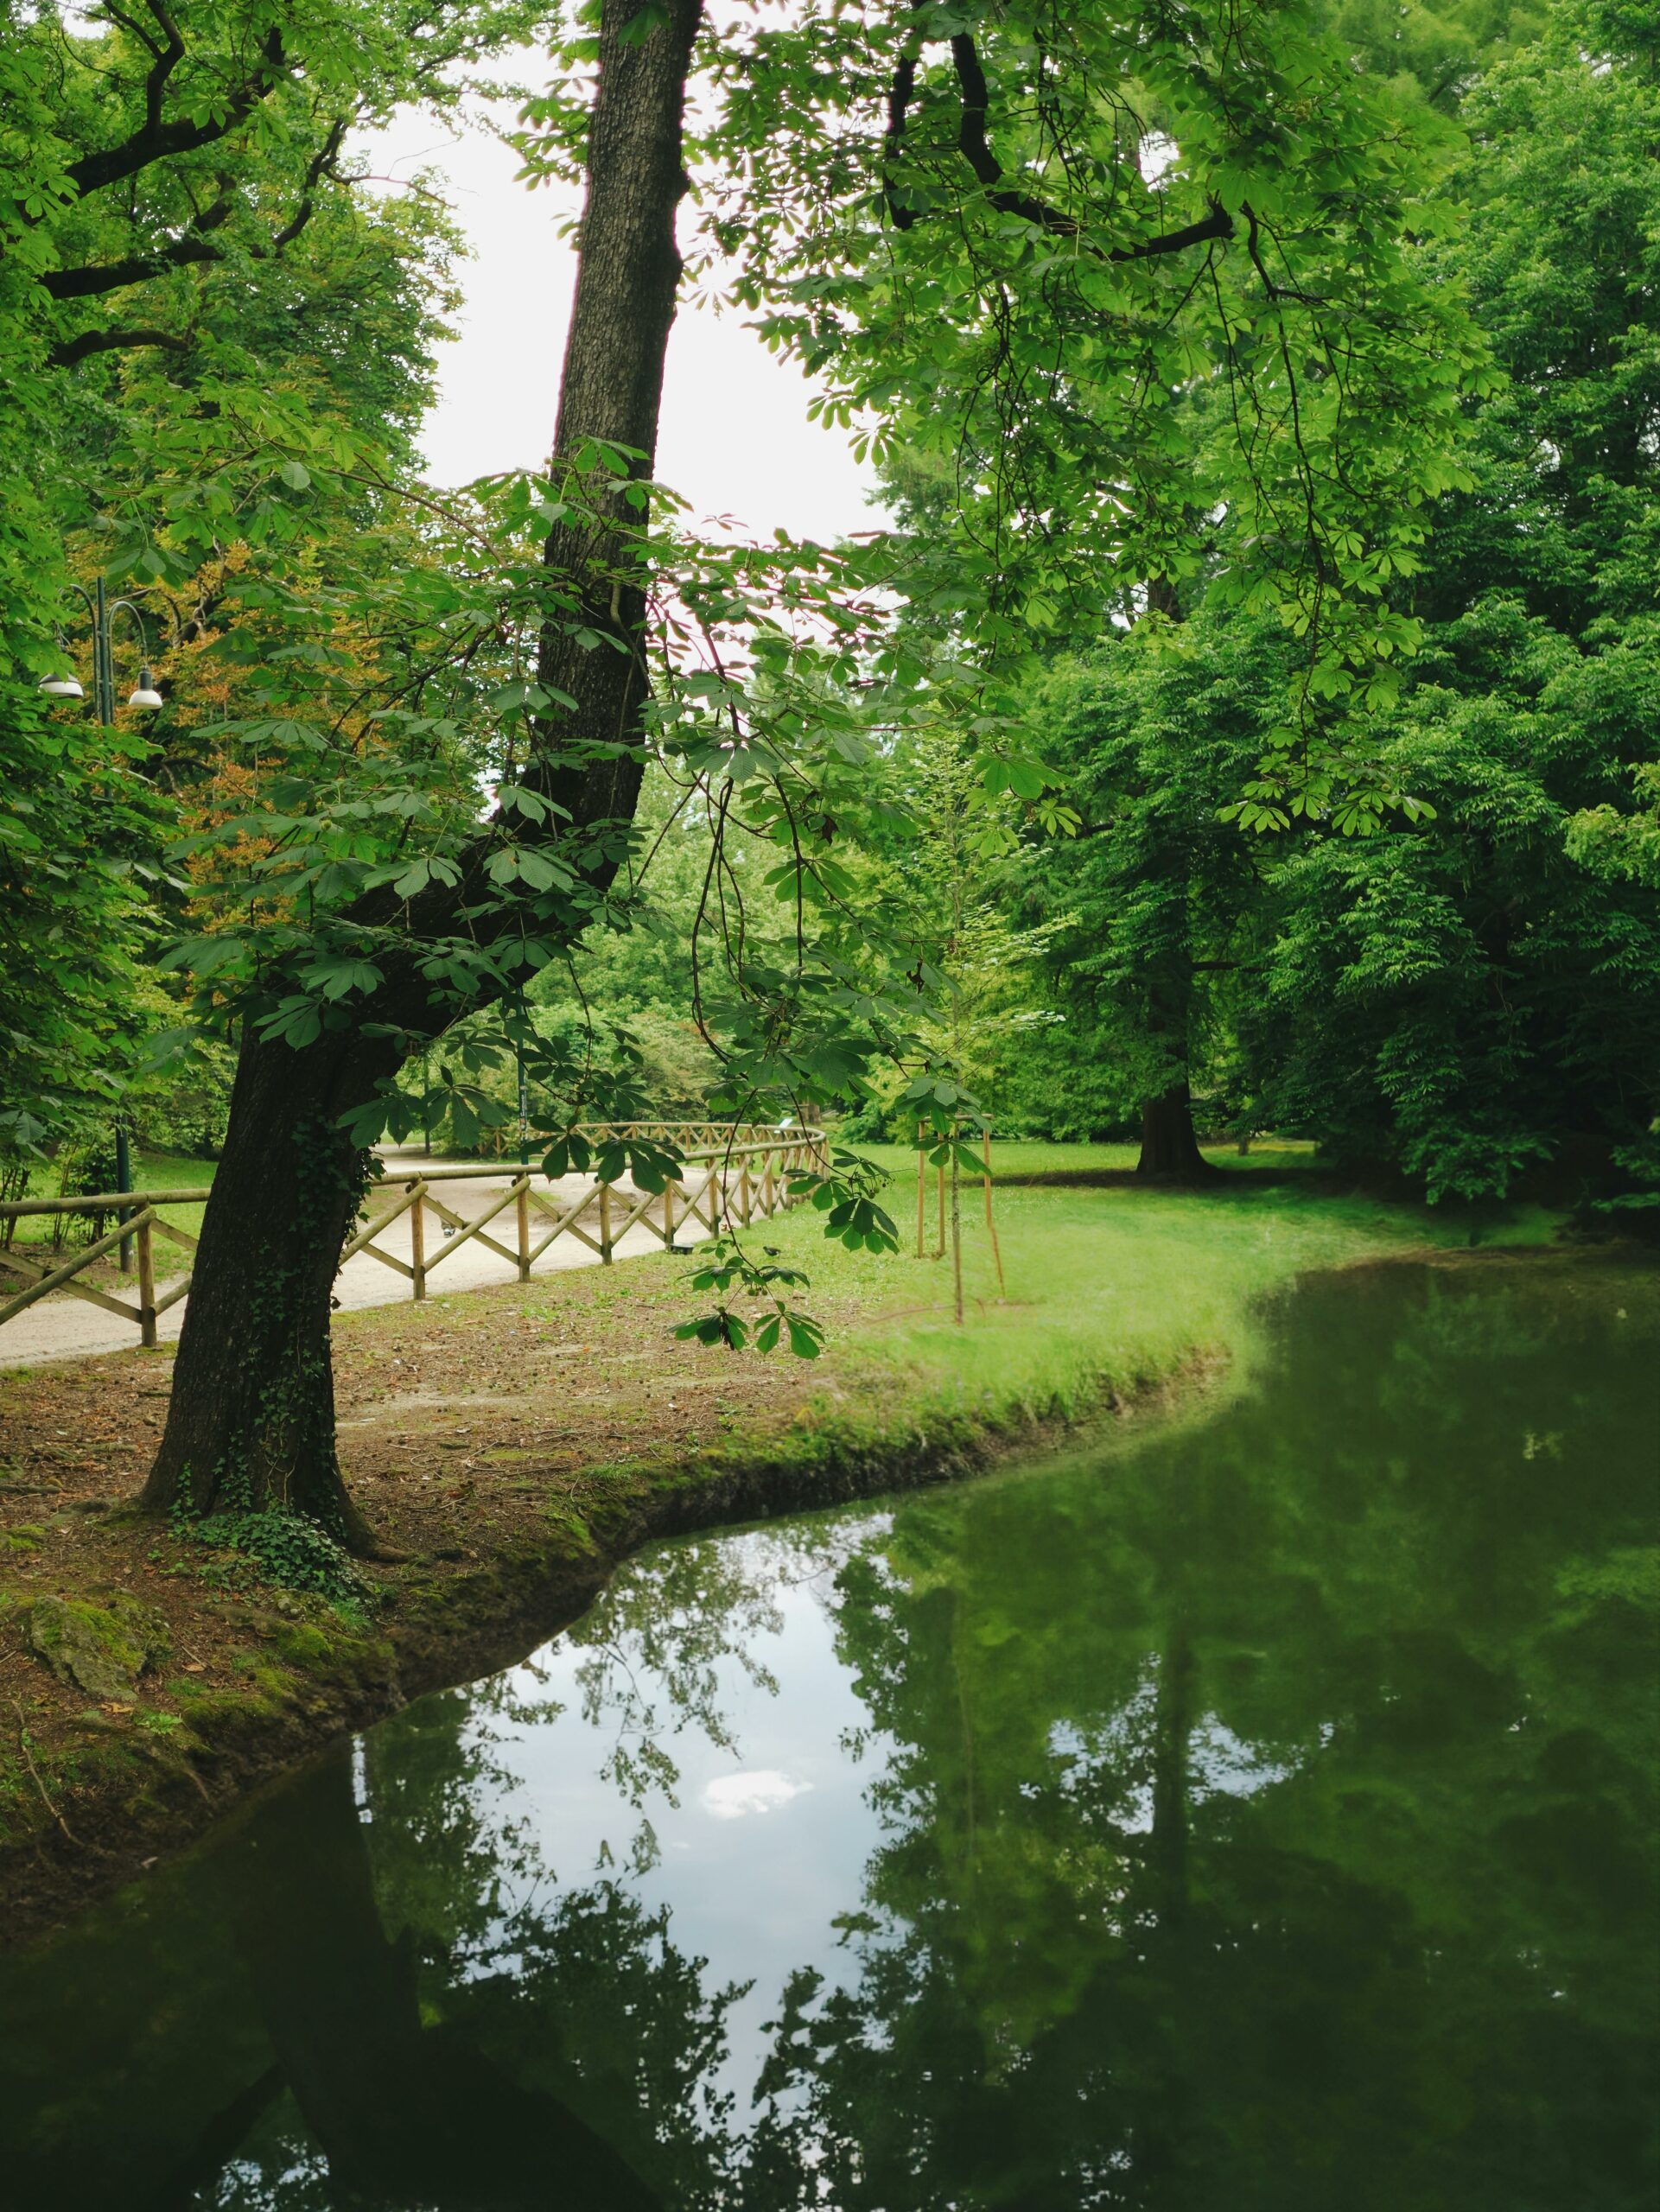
[0,1127,826,1351]
[488,1119,783,1153]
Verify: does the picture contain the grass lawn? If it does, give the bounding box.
[738,1162,1564,1441]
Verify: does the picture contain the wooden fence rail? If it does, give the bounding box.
[0,1127,826,1351]
[478,1118,785,1156]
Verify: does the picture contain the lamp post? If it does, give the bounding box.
[38,582,161,1275]
[114,1123,133,1274]
[37,578,163,724]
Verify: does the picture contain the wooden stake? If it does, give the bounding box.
[934,1161,946,1260]
[599,1178,614,1264]
[516,1176,531,1281]
[950,1141,964,1324]
[410,1185,426,1300]
[915,1127,926,1258]
[983,1128,1006,1299]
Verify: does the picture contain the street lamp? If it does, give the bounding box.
[37,577,165,724]
[36,580,164,1270]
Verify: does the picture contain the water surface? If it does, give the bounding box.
[3,1258,1657,2210]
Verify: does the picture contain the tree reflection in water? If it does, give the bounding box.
[0,1259,1654,2211]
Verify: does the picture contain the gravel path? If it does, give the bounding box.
[0,1157,694,1370]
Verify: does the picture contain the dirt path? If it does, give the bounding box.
[0,1158,691,1370]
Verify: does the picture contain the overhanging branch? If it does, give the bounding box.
[63,25,288,201]
[41,191,234,300]
[43,114,348,309]
[48,325,190,368]
[883,31,1236,264]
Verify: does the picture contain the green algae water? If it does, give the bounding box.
[3,1257,1657,2210]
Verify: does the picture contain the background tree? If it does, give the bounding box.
[1245,16,1660,1199]
[919,1,1659,1202]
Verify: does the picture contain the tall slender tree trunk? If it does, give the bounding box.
[1130,577,1212,1187]
[143,0,705,1541]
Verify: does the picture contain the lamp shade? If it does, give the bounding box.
[129,668,163,710]
[38,673,85,700]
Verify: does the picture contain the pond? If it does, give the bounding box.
[3,1257,1657,2211]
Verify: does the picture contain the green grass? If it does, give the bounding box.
[2,1147,216,1276]
[851,1136,1320,1182]
[749,1169,1566,1445]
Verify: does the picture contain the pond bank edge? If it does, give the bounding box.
[0,1343,1222,1948]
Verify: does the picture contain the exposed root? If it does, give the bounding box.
[11,1699,80,1848]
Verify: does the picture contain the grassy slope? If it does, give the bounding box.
[730,1160,1561,1447]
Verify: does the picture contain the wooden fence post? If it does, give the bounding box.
[137,1214,157,1348]
[516,1174,531,1282]
[410,1183,427,1301]
[599,1179,614,1264]
[739,1162,752,1225]
[761,1152,775,1216]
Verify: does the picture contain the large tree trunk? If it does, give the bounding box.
[141,1030,398,1541]
[143,0,705,1540]
[533,0,703,830]
[1135,1079,1213,1183]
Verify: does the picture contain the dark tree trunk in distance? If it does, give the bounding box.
[1135,1080,1214,1182]
[143,0,705,1541]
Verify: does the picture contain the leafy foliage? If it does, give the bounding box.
[171,1498,374,1609]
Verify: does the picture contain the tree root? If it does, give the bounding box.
[11,1699,80,1848]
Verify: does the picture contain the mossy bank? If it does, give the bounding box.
[0,1160,1574,1942]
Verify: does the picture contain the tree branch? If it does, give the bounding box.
[942,33,1235,263]
[63,25,288,201]
[267,117,348,252]
[138,0,188,135]
[43,111,347,307]
[882,48,919,231]
[41,190,234,299]
[48,324,190,368]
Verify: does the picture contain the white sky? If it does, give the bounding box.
[356,109,884,544]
